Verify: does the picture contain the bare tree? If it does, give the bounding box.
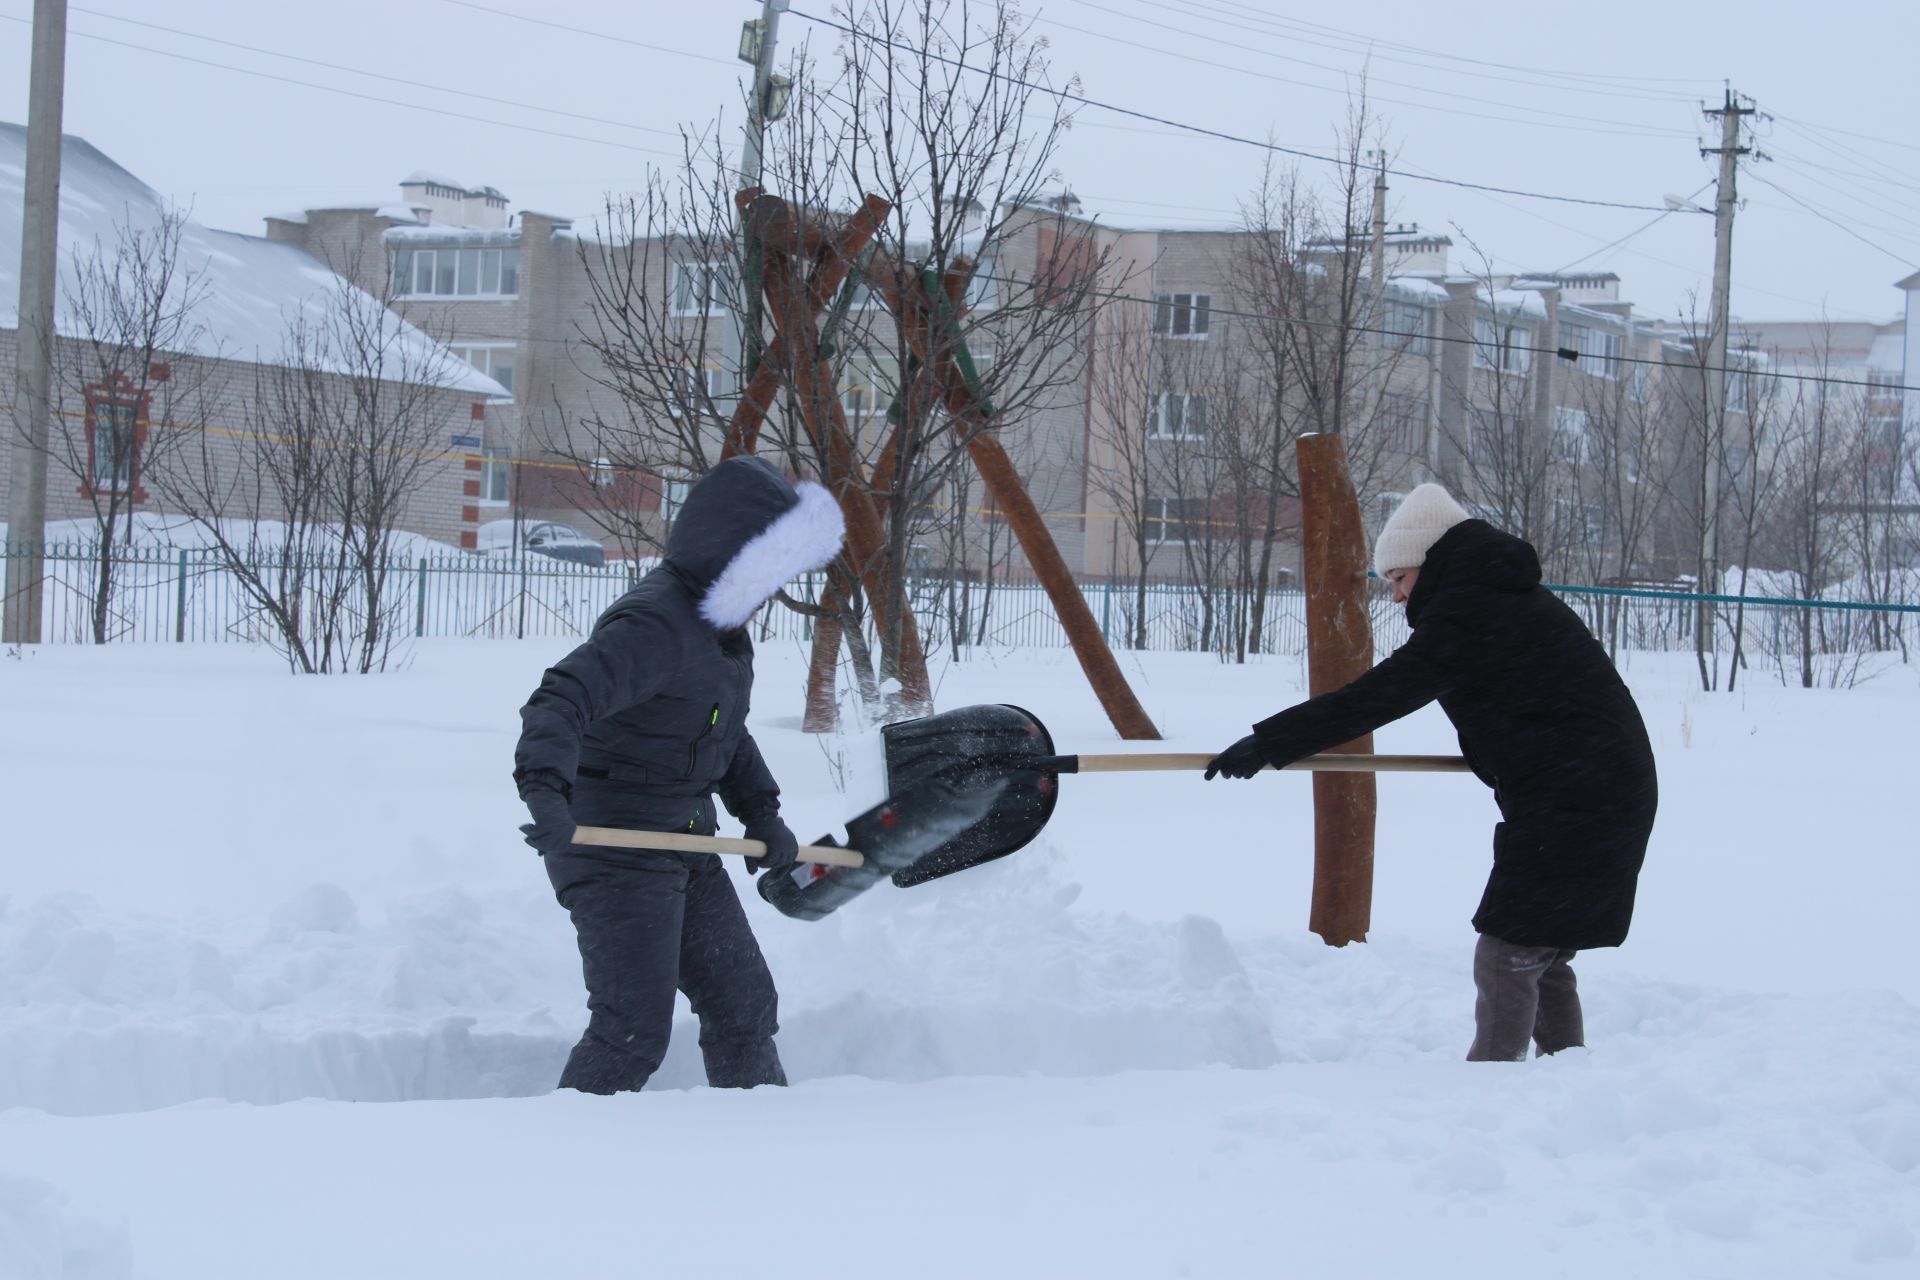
[153,259,466,673]
[555,0,1105,723]
[35,208,213,642]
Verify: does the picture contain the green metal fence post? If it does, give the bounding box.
[175,549,189,642]
[415,558,428,638]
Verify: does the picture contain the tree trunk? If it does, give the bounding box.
[1298,433,1376,947]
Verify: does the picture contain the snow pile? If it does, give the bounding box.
[1,640,1916,1276]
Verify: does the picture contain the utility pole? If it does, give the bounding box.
[1356,149,1389,443]
[1697,86,1757,685]
[733,0,791,392]
[4,0,68,646]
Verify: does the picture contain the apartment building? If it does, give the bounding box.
[280,174,1920,585]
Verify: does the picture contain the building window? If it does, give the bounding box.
[1726,362,1753,414]
[1563,322,1623,379]
[670,366,723,417]
[661,475,691,524]
[1553,406,1591,464]
[1381,299,1429,354]
[480,449,511,505]
[82,376,149,501]
[966,258,999,311]
[1630,363,1650,402]
[1145,496,1206,544]
[450,344,515,399]
[840,359,898,419]
[1147,392,1207,440]
[672,261,733,316]
[393,246,520,298]
[1152,292,1211,339]
[1474,317,1531,375]
[1379,391,1428,454]
[1468,406,1508,465]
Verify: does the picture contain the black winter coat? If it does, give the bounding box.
[514,457,838,839]
[1250,519,1657,949]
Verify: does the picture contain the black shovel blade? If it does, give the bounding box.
[880,703,1060,887]
[757,769,1010,921]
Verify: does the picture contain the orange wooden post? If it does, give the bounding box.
[1297,433,1376,946]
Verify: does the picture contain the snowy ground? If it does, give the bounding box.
[2,637,1916,1277]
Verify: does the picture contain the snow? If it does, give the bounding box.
[1,639,1916,1277]
[0,124,501,398]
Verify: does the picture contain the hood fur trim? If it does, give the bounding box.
[699,481,846,629]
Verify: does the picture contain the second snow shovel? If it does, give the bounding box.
[880,704,1471,888]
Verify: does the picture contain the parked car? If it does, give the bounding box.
[474,519,606,567]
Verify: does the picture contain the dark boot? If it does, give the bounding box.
[1467,934,1583,1062]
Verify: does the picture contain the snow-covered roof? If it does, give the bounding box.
[384,225,520,247]
[401,170,468,190]
[0,124,502,396]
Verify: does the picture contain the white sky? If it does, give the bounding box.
[4,0,1917,325]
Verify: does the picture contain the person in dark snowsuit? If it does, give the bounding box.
[514,456,845,1093]
[1206,483,1657,1061]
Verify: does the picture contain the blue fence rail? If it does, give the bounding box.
[3,543,1914,679]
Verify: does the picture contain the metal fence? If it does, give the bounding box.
[4,543,1915,683]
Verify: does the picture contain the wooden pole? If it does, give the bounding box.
[871,261,1161,740]
[1297,433,1375,946]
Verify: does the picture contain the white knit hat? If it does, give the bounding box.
[1373,483,1472,576]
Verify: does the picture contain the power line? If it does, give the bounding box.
[66,5,689,141]
[1387,155,1875,319]
[6,15,694,163]
[786,6,1699,215]
[1550,182,1710,274]
[1745,172,1920,268]
[440,0,737,68]
[1772,112,1920,158]
[1132,0,1706,104]
[1040,0,1695,139]
[1189,0,1717,91]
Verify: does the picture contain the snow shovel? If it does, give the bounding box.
[879,704,1471,888]
[570,766,1011,923]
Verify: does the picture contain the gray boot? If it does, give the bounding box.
[1467,934,1585,1062]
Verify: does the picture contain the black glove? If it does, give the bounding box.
[517,770,575,855]
[741,812,799,875]
[1204,733,1271,781]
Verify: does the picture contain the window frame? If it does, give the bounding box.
[1552,405,1592,464]
[1146,391,1208,441]
[1145,495,1206,544]
[1473,316,1532,376]
[671,260,734,317]
[449,343,516,401]
[479,449,512,506]
[393,246,520,300]
[1381,298,1430,354]
[80,374,150,502]
[1152,292,1212,340]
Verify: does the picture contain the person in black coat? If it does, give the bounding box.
[514,456,845,1093]
[1206,483,1657,1061]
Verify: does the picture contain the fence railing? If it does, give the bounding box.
[4,542,1914,684]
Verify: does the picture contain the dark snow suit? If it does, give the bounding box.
[1248,519,1658,953]
[515,457,840,1093]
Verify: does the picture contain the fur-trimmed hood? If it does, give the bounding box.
[665,456,845,630]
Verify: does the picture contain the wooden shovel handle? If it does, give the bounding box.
[1070,753,1471,774]
[570,825,866,868]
